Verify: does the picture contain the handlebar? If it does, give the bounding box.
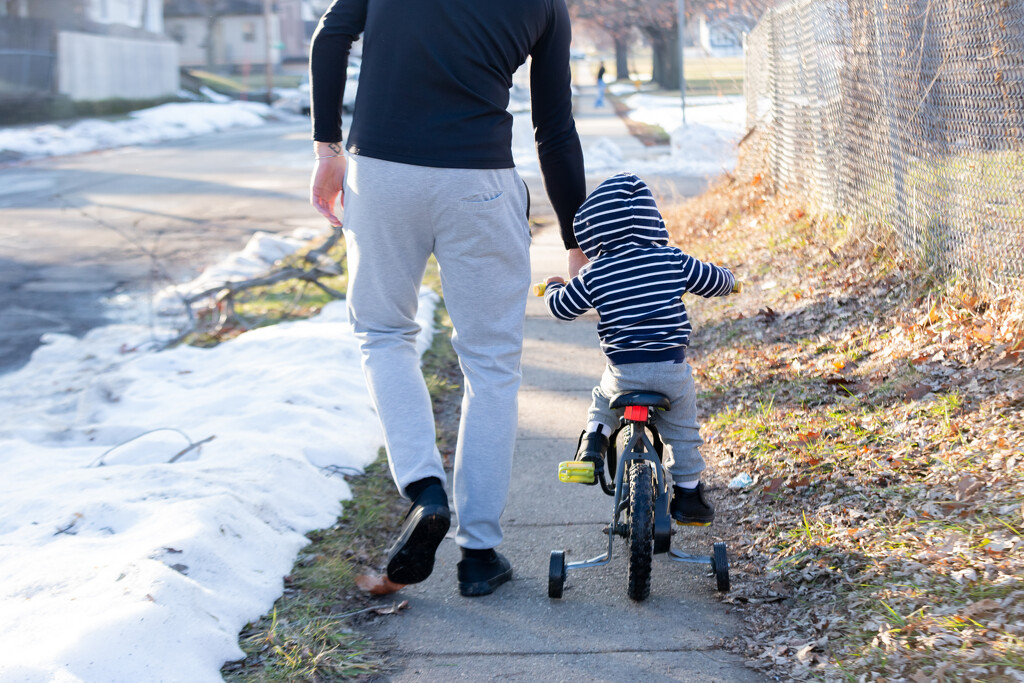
[535,281,743,296]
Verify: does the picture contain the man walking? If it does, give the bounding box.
[308,0,587,596]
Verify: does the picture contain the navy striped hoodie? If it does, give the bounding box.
[544,173,735,365]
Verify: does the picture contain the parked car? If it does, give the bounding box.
[273,58,360,116]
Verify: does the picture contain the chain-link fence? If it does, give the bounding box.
[745,0,1024,292]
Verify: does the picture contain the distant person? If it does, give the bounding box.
[595,61,607,107]
[542,173,736,526]
[308,0,587,596]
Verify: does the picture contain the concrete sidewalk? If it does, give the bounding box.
[363,90,762,681]
[365,224,762,682]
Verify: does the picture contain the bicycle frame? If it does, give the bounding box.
[563,417,714,574]
[564,421,665,572]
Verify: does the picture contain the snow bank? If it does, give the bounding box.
[0,290,438,683]
[0,101,297,161]
[621,93,745,134]
[513,95,746,178]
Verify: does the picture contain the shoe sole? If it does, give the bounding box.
[459,565,513,597]
[672,513,714,527]
[385,504,451,585]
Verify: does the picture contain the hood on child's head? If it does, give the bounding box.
[573,173,669,261]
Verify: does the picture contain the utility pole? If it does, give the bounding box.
[677,0,686,126]
[263,0,274,104]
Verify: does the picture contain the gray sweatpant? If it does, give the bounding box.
[342,153,531,550]
[588,360,706,483]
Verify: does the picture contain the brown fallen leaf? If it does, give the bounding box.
[825,376,863,393]
[956,475,985,501]
[763,477,784,493]
[906,383,932,400]
[797,430,821,444]
[373,600,410,616]
[962,599,1001,619]
[355,573,407,595]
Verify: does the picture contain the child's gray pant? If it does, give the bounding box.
[342,153,531,550]
[588,360,706,483]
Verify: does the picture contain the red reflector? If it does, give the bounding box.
[624,405,649,422]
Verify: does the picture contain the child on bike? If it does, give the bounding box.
[543,173,735,526]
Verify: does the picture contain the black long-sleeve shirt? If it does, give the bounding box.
[310,0,586,247]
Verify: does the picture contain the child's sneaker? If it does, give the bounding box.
[574,430,609,484]
[670,482,714,526]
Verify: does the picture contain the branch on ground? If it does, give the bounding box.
[176,225,346,343]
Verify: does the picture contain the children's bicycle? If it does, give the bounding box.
[548,390,730,601]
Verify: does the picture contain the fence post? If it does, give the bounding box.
[870,1,910,255]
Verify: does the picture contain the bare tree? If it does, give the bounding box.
[569,0,770,89]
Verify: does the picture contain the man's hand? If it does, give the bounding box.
[310,142,346,227]
[567,248,588,278]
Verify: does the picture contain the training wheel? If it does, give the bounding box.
[710,542,730,592]
[548,550,567,599]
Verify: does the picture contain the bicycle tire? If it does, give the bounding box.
[548,550,566,599]
[626,460,655,601]
[712,542,730,592]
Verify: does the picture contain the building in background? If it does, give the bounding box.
[0,0,178,111]
[275,0,304,62]
[696,12,754,55]
[164,0,307,69]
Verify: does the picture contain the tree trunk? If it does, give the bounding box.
[650,36,663,85]
[614,35,629,81]
[645,25,680,90]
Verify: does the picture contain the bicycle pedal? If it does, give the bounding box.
[558,460,595,484]
[675,520,712,527]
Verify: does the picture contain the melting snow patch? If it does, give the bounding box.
[0,101,298,161]
[0,289,437,682]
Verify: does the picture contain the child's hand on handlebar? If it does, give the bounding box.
[533,276,566,297]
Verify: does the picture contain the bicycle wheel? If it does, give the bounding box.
[626,460,655,601]
[548,550,567,599]
[712,542,730,592]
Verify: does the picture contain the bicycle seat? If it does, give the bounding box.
[609,391,671,410]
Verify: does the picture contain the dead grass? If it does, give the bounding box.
[662,170,1024,682]
[609,95,671,147]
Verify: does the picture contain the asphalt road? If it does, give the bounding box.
[0,120,322,374]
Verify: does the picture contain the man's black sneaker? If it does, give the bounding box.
[670,482,715,526]
[574,430,609,484]
[457,550,512,597]
[385,487,451,585]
